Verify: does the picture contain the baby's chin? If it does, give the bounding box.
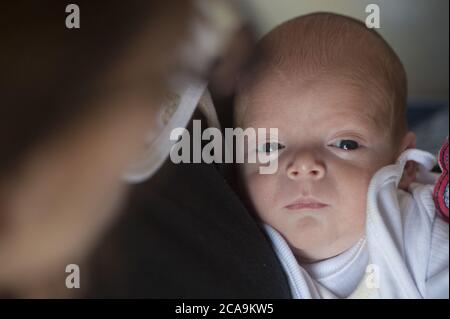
[289,226,365,264]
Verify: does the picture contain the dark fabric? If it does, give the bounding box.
[86,118,291,298]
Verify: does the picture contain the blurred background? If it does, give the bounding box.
[243,0,449,154]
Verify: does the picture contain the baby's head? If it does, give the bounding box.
[234,13,416,262]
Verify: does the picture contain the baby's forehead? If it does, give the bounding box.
[239,74,387,132]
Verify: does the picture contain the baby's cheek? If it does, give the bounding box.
[336,165,373,222]
[335,157,380,196]
[349,168,372,193]
[244,170,277,219]
[353,173,373,224]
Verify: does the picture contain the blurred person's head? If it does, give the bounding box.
[234,13,416,263]
[0,0,197,296]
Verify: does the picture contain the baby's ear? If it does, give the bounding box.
[398,131,417,191]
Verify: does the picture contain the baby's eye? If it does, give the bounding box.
[331,139,360,150]
[257,142,285,153]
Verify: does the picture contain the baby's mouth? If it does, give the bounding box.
[284,197,328,210]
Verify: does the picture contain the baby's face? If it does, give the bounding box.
[239,78,397,262]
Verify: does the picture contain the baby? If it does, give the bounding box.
[234,13,449,298]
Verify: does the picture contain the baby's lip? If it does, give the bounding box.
[284,197,328,210]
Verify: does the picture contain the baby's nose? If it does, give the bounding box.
[286,152,325,180]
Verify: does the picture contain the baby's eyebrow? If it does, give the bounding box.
[326,110,379,127]
[317,112,383,138]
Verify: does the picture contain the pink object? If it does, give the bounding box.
[433,138,449,222]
